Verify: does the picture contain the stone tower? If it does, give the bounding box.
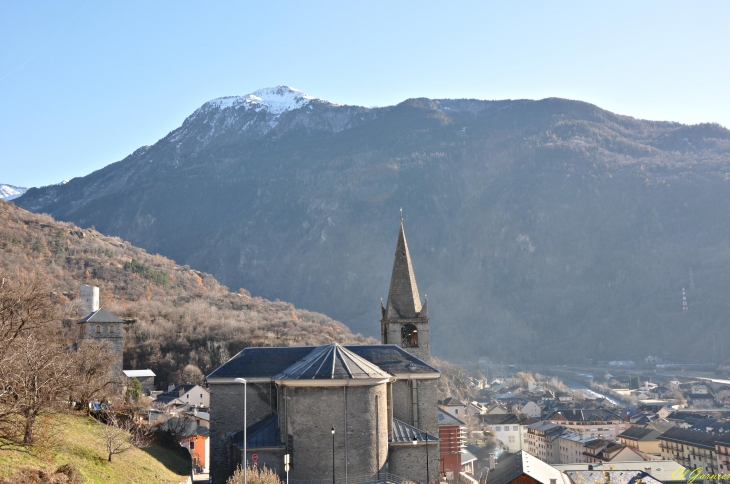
[380,219,431,361]
[76,286,124,382]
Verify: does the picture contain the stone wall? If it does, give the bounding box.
[388,443,440,483]
[78,322,123,381]
[390,379,438,436]
[284,384,388,480]
[244,448,286,479]
[209,382,276,484]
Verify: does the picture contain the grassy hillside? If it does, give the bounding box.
[0,413,189,484]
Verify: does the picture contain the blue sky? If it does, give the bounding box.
[2,1,729,188]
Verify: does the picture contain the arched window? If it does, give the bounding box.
[109,325,115,333]
[401,324,418,347]
[96,325,101,333]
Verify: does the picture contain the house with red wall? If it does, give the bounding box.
[439,410,466,481]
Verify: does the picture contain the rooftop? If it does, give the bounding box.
[77,308,124,324]
[485,451,570,484]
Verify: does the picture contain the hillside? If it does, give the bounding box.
[0,412,189,484]
[15,87,730,364]
[0,200,374,389]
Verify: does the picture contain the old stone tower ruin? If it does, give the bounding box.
[76,284,124,381]
[381,220,431,361]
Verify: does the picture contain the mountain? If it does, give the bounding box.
[0,184,27,201]
[15,86,730,365]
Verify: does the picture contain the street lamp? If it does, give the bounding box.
[331,426,336,484]
[235,378,247,484]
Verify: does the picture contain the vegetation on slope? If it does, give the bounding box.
[15,96,730,364]
[0,201,375,390]
[0,413,189,484]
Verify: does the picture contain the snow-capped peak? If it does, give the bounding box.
[205,85,324,115]
[0,184,28,201]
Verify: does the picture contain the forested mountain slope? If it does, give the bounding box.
[0,201,373,388]
[16,87,730,364]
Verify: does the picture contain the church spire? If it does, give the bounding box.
[385,219,423,319]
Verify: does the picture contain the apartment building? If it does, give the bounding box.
[658,427,718,475]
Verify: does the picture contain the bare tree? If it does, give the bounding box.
[99,410,152,462]
[0,332,75,444]
[181,364,205,385]
[159,416,196,442]
[72,339,117,412]
[0,272,55,357]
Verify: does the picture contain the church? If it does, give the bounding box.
[207,220,441,484]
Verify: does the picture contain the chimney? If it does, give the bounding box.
[588,465,593,471]
[488,453,496,469]
[644,468,651,476]
[80,285,99,314]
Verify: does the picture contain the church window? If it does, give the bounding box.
[109,325,115,333]
[401,324,418,347]
[96,325,101,333]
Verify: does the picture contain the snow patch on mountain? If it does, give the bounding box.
[0,184,28,201]
[204,86,334,116]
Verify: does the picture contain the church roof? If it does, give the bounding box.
[77,308,124,324]
[234,413,285,449]
[390,419,439,444]
[275,344,391,381]
[206,344,439,381]
[384,221,423,319]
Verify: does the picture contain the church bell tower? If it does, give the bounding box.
[381,217,431,361]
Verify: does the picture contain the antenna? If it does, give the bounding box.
[399,207,403,223]
[689,267,695,291]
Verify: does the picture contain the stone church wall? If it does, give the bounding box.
[210,382,276,484]
[388,443,439,483]
[285,384,388,480]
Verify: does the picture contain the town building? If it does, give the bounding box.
[658,427,718,475]
[552,462,689,484]
[716,433,730,475]
[123,369,156,394]
[581,439,644,464]
[526,422,564,464]
[181,425,210,474]
[438,411,466,481]
[484,451,570,484]
[76,285,124,382]
[487,414,536,453]
[156,384,210,408]
[545,408,626,439]
[206,221,442,484]
[617,426,664,456]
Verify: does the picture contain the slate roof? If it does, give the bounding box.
[234,414,285,449]
[564,471,662,484]
[207,346,315,379]
[618,426,662,441]
[275,344,391,381]
[77,308,124,324]
[383,221,423,319]
[485,451,570,484]
[207,344,439,381]
[438,411,466,426]
[546,408,623,422]
[462,449,477,464]
[658,427,720,450]
[390,419,439,444]
[553,461,688,483]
